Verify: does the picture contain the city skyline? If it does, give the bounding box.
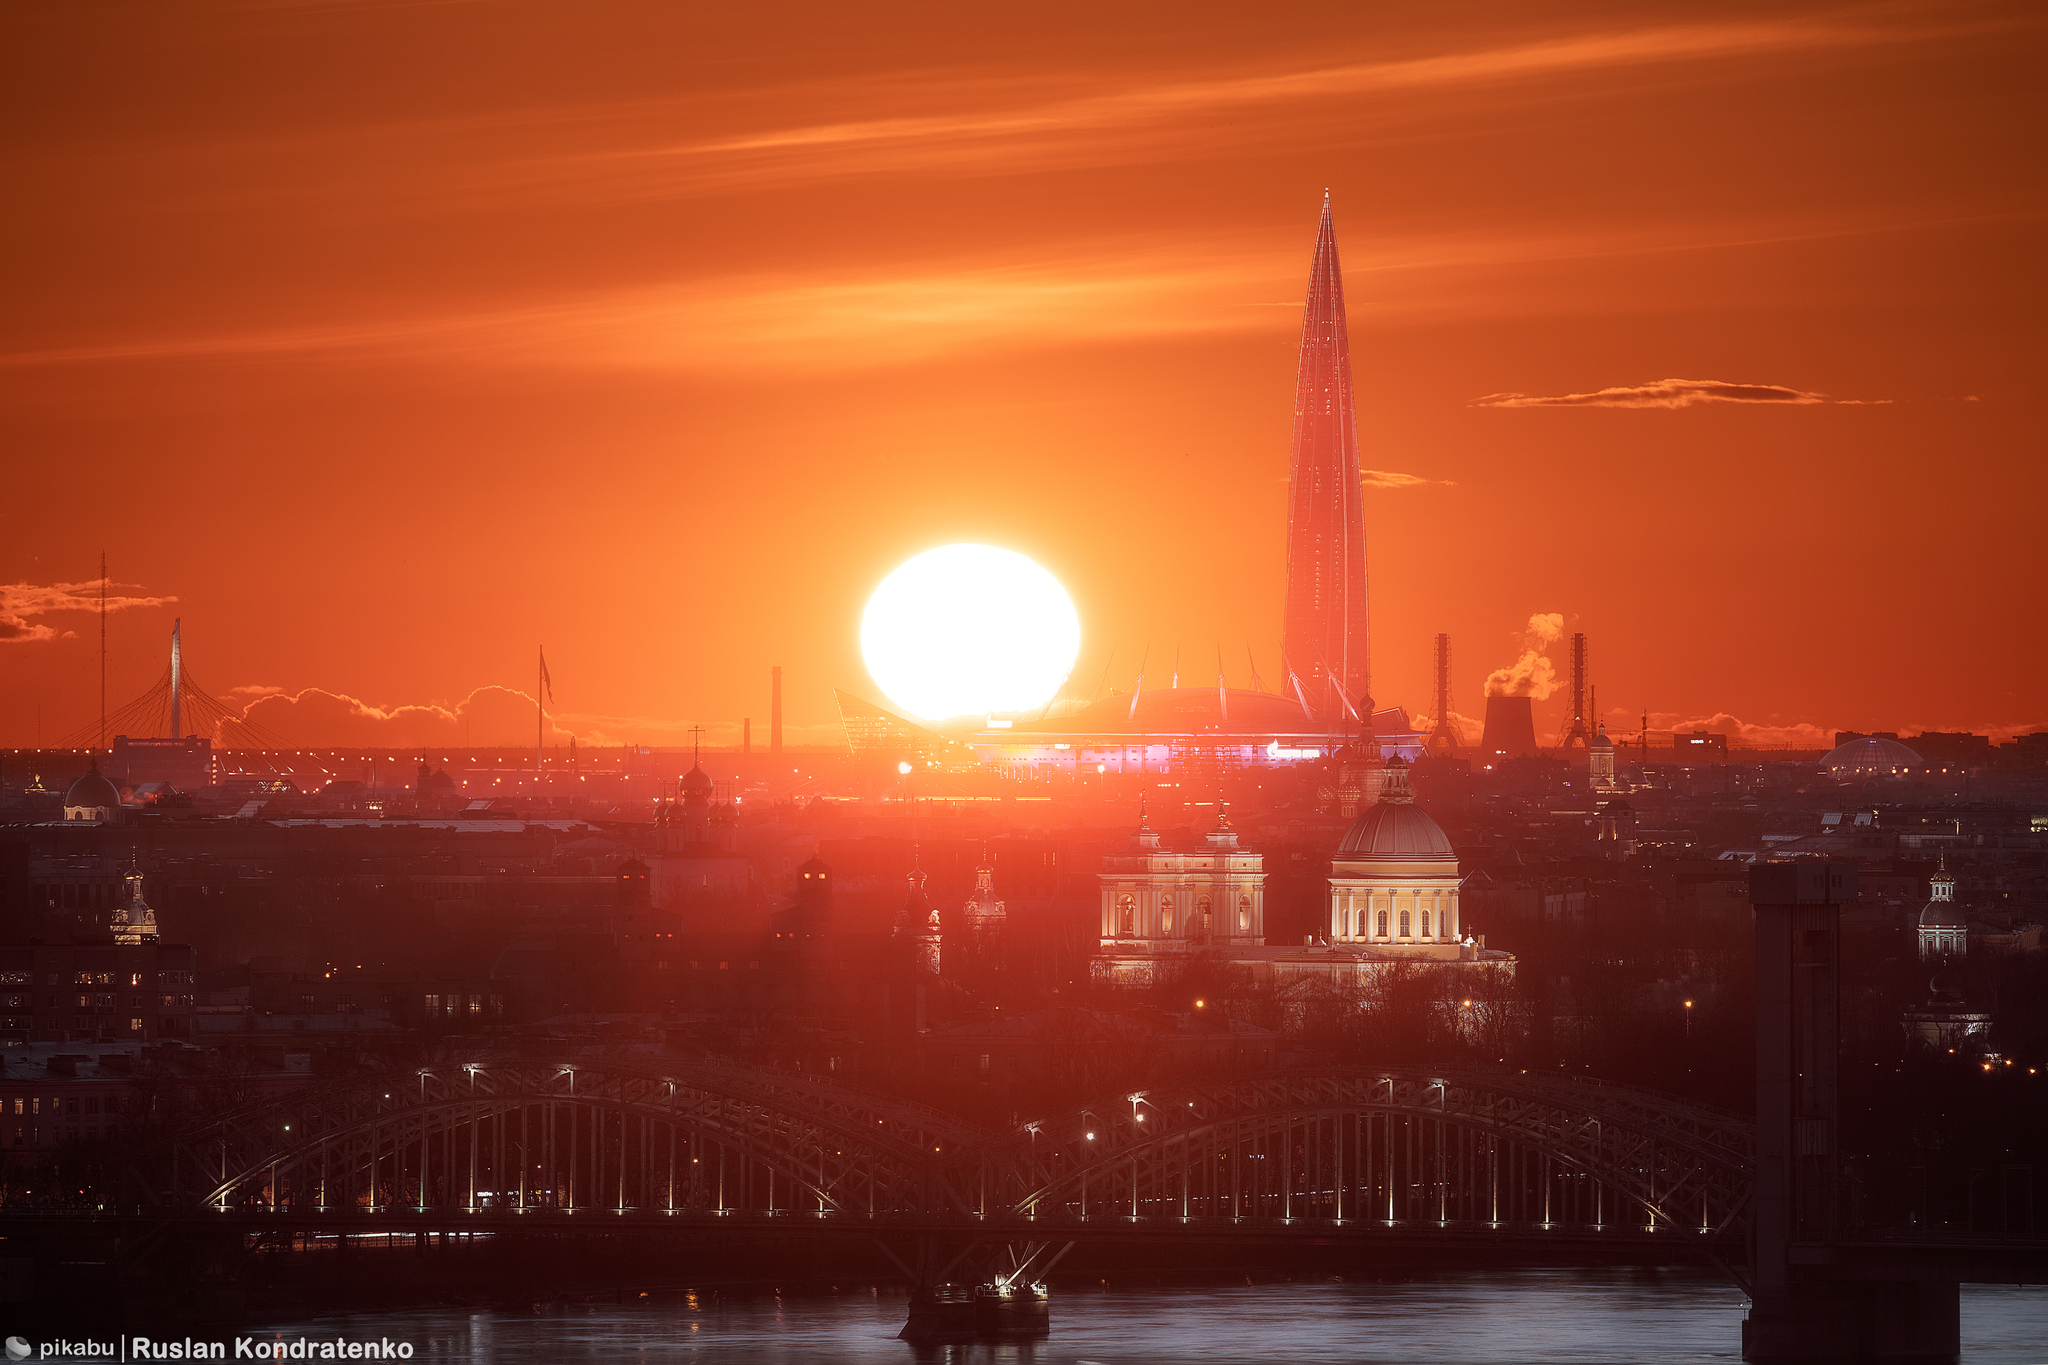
[2,1,2043,749]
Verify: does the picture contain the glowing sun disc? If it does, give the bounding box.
[862,545,1080,722]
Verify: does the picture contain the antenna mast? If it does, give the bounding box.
[1563,632,1590,750]
[1428,633,1458,755]
[169,619,183,740]
[98,552,107,755]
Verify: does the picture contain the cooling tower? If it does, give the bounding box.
[1481,695,1539,758]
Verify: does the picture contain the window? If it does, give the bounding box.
[1117,894,1135,936]
[130,974,142,988]
[130,1018,143,1032]
[1196,896,1212,930]
[1420,911,1431,939]
[1376,911,1388,938]
[1160,895,1173,932]
[1399,911,1411,938]
[1238,895,1252,931]
[468,997,482,1015]
[84,1098,98,1115]
[424,993,441,1014]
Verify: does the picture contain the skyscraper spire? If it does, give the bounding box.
[1281,191,1371,728]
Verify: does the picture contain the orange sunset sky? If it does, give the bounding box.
[2,0,2043,751]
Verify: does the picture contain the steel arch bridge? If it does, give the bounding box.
[156,1057,1754,1241]
[978,1069,1754,1236]
[163,1056,989,1219]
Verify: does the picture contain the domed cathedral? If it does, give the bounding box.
[656,762,720,850]
[63,761,123,822]
[1917,856,1967,962]
[1094,797,1268,986]
[650,760,751,912]
[1324,758,1465,959]
[114,865,159,945]
[1270,755,1515,991]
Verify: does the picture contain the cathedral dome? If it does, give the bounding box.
[1919,898,1966,930]
[680,764,714,796]
[65,762,121,811]
[1822,737,1920,778]
[1337,803,1457,861]
[1335,758,1456,861]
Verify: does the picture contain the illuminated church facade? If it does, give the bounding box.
[1095,800,1267,985]
[1094,759,1512,990]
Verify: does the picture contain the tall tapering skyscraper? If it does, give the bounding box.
[1282,193,1371,727]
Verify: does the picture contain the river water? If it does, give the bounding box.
[235,1271,2048,1363]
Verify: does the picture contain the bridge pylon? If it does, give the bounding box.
[1743,862,1959,1363]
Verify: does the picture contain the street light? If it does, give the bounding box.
[1684,999,1694,1038]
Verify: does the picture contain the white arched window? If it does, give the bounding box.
[1399,910,1411,938]
[1160,895,1174,932]
[1238,894,1252,931]
[1117,894,1135,936]
[1421,910,1431,939]
[1376,910,1389,938]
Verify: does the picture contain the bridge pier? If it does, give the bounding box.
[1743,1281,1958,1364]
[1745,863,1959,1364]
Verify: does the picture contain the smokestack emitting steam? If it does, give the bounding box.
[1484,612,1565,699]
[771,666,783,754]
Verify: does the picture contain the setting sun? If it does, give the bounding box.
[861,544,1080,722]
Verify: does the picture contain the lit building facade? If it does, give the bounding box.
[1095,801,1267,985]
[977,690,1422,778]
[62,763,121,823]
[1323,760,1465,957]
[1917,859,1966,961]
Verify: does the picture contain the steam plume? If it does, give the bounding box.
[1484,612,1564,699]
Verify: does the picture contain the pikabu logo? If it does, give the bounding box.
[12,1342,118,1360]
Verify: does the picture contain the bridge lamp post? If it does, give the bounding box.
[1683,999,1693,1038]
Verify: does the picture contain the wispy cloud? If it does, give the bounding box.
[503,10,2017,205]
[0,249,1290,373]
[3,209,1978,376]
[232,683,841,750]
[1470,378,1890,409]
[1362,469,1455,489]
[0,580,176,644]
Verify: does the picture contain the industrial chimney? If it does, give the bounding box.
[1480,695,1539,760]
[771,666,784,754]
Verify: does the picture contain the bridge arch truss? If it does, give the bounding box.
[968,1069,1755,1236]
[168,1057,987,1219]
